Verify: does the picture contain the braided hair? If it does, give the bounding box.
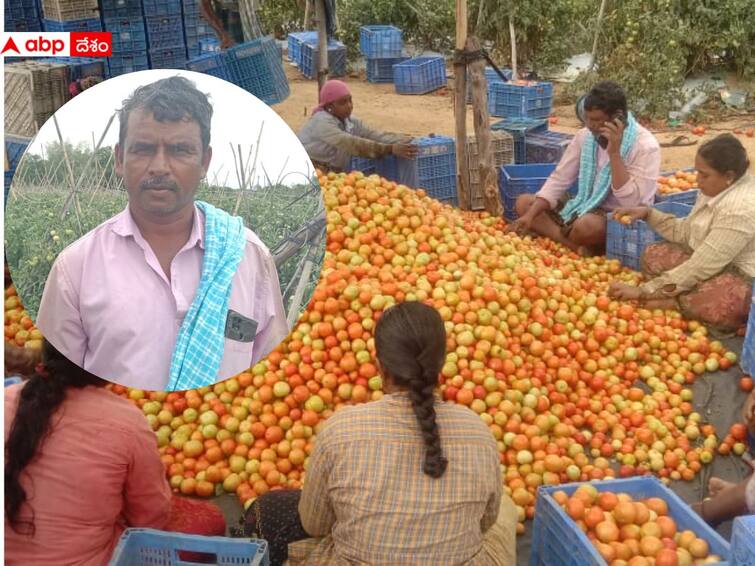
[374,302,448,478]
[5,339,106,535]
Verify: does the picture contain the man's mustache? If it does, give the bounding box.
[140,177,179,191]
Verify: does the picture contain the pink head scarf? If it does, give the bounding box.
[313,80,351,114]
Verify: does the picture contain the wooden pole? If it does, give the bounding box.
[315,0,329,96]
[454,0,470,210]
[588,0,608,72]
[467,36,502,217]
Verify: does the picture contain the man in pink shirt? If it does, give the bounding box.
[36,76,290,391]
[508,81,660,255]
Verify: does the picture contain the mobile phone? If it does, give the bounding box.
[598,111,627,149]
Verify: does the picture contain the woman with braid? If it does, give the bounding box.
[285,301,517,566]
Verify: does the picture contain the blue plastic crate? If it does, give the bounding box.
[366,56,409,83]
[286,31,317,64]
[606,200,693,271]
[43,17,102,32]
[100,0,142,18]
[109,528,270,566]
[531,477,730,566]
[299,38,347,79]
[149,46,186,69]
[5,169,15,209]
[5,0,38,23]
[394,56,447,95]
[184,15,214,57]
[104,18,147,52]
[376,155,398,181]
[141,0,180,16]
[145,15,184,49]
[491,117,548,164]
[186,51,231,82]
[225,37,290,105]
[525,130,574,164]
[5,135,31,171]
[743,281,755,377]
[349,156,377,176]
[359,25,402,58]
[108,51,149,76]
[5,376,23,387]
[499,163,557,221]
[655,168,699,205]
[395,136,456,202]
[732,514,755,566]
[488,81,553,119]
[199,38,220,54]
[4,18,42,32]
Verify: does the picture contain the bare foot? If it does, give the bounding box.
[708,477,735,497]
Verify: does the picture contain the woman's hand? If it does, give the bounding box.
[611,207,650,225]
[392,143,419,159]
[608,281,644,301]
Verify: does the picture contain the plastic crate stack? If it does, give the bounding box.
[4,60,71,137]
[395,136,457,206]
[491,117,548,164]
[394,56,446,95]
[109,528,269,566]
[525,130,574,164]
[466,130,515,211]
[142,0,187,70]
[498,163,556,222]
[286,30,317,66]
[360,25,406,84]
[530,477,731,566]
[187,36,289,105]
[488,80,553,119]
[466,66,511,103]
[182,0,215,58]
[49,56,107,79]
[299,37,347,80]
[655,167,699,206]
[100,0,148,77]
[731,514,755,566]
[743,281,755,378]
[4,135,31,209]
[5,0,42,32]
[606,200,693,271]
[41,0,100,31]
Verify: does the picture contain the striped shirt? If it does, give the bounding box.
[640,174,755,295]
[291,392,504,566]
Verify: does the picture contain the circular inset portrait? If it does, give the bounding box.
[5,70,326,391]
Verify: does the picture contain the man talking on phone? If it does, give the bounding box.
[507,81,660,256]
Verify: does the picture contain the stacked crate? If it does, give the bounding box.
[299,37,347,79]
[466,130,515,210]
[41,0,100,31]
[287,31,317,65]
[4,61,71,138]
[395,136,457,206]
[5,0,42,32]
[360,25,405,84]
[491,117,548,164]
[394,57,447,94]
[488,80,553,119]
[187,36,289,105]
[182,0,215,58]
[143,0,187,70]
[525,130,574,164]
[101,0,149,76]
[4,135,32,209]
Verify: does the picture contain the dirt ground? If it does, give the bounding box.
[209,63,755,564]
[272,62,755,174]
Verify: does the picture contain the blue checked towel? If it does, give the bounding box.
[167,201,247,390]
[559,111,639,223]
